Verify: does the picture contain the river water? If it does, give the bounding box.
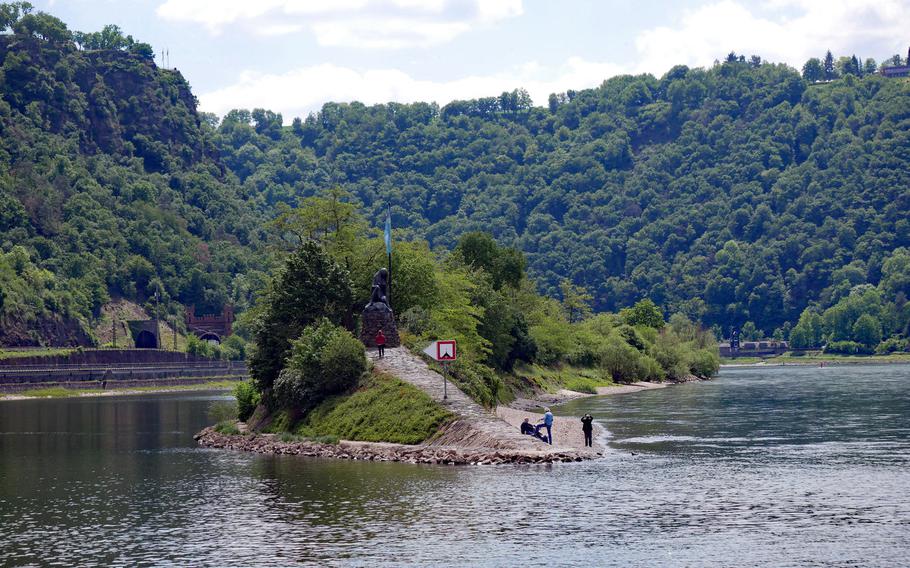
[1,365,909,567]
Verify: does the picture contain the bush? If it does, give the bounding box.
[213,420,240,435]
[875,336,908,354]
[449,358,503,407]
[234,380,260,421]
[272,319,366,412]
[221,335,248,361]
[600,339,644,383]
[208,400,238,423]
[824,340,874,355]
[689,348,720,379]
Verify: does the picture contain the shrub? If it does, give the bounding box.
[214,420,240,435]
[208,400,238,423]
[272,319,366,412]
[221,335,248,361]
[449,358,503,407]
[825,340,874,355]
[234,380,260,421]
[689,348,720,379]
[600,339,644,383]
[875,336,908,354]
[651,331,691,380]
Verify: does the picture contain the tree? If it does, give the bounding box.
[454,232,525,289]
[560,279,592,323]
[272,319,366,412]
[621,299,664,329]
[823,50,837,80]
[802,58,823,82]
[749,55,762,68]
[863,58,877,74]
[249,241,354,393]
[852,314,882,347]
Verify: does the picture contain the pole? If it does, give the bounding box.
[173,316,177,351]
[154,286,160,349]
[443,362,448,400]
[386,203,392,308]
[112,318,116,348]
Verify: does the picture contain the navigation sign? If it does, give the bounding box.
[423,340,457,362]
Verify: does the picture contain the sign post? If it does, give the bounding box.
[422,340,457,400]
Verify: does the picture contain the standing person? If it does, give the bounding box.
[581,413,594,447]
[538,407,554,445]
[375,329,386,358]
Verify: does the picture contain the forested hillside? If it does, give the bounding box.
[1,4,908,347]
[0,5,266,344]
[216,59,910,340]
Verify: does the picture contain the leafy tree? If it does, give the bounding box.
[621,298,664,329]
[852,314,882,347]
[249,242,353,393]
[863,58,877,74]
[802,58,823,82]
[559,279,592,323]
[823,50,837,80]
[273,319,366,412]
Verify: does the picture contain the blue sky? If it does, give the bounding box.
[36,0,910,121]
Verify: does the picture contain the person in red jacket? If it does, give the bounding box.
[375,329,386,358]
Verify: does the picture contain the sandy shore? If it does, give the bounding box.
[496,405,604,451]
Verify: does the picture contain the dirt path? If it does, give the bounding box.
[370,348,599,454]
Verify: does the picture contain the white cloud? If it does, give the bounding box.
[156,0,522,48]
[196,0,910,122]
[198,56,624,121]
[634,0,910,75]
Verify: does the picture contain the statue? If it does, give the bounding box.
[360,267,399,347]
[365,268,391,311]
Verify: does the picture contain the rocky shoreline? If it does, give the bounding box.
[195,426,598,465]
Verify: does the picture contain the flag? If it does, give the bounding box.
[384,208,392,254]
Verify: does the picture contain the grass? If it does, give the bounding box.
[0,348,76,360]
[509,363,615,395]
[290,372,455,445]
[3,379,240,399]
[213,420,240,435]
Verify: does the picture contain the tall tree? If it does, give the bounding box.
[823,50,837,80]
[802,58,823,82]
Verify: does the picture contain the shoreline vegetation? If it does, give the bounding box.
[0,380,239,401]
[721,352,910,367]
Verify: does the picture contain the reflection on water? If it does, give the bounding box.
[2,367,910,566]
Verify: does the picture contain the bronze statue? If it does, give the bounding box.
[366,268,391,311]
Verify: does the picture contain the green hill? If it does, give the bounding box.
[1,5,908,346]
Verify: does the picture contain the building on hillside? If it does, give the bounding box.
[880,47,910,78]
[719,340,789,358]
[127,320,160,349]
[184,305,234,344]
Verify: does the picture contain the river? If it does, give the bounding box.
[1,365,909,566]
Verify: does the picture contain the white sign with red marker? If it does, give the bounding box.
[423,340,457,361]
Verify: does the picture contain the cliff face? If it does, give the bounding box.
[0,35,211,171]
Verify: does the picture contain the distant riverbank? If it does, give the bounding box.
[0,380,238,401]
[722,353,910,368]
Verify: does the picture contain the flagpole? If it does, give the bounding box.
[386,204,392,308]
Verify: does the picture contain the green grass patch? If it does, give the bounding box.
[5,380,239,400]
[0,348,76,360]
[293,373,454,445]
[509,363,614,395]
[213,420,240,435]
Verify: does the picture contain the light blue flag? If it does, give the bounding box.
[384,209,392,254]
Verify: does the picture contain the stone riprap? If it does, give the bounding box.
[195,427,592,465]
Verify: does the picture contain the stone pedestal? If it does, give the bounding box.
[360,305,400,347]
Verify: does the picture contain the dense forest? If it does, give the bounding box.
[0,4,908,352]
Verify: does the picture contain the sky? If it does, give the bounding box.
[35,0,910,122]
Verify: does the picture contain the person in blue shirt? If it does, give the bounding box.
[538,408,554,445]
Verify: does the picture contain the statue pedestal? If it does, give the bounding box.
[360,305,400,347]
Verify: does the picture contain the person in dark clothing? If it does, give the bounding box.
[581,413,594,447]
[520,418,535,435]
[376,329,386,358]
